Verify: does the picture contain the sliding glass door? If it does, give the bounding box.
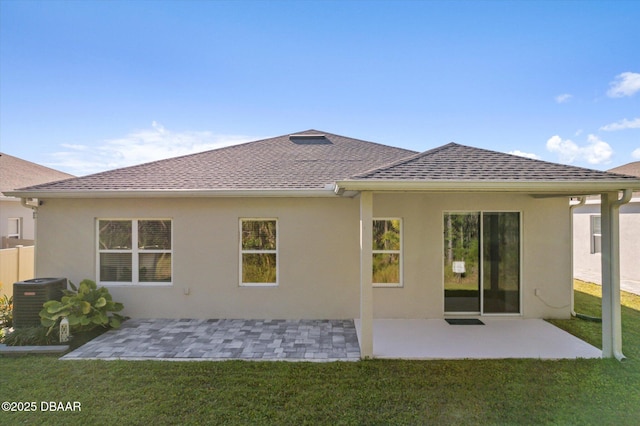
[444,212,520,314]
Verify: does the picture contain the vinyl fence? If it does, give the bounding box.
[0,245,35,298]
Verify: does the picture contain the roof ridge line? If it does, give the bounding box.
[350,142,459,179]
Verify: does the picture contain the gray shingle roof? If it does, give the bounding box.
[350,143,640,182]
[609,161,640,178]
[18,130,416,192]
[0,153,74,198]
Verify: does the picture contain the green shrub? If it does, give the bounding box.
[39,279,125,335]
[0,293,13,328]
[3,326,59,346]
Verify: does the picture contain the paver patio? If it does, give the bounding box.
[61,318,361,361]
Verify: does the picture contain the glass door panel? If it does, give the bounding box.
[482,212,520,313]
[444,213,480,313]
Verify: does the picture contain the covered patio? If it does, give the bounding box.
[60,317,600,361]
[355,318,601,359]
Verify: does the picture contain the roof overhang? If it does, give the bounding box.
[5,188,341,199]
[334,179,640,196]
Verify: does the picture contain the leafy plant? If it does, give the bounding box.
[39,279,125,335]
[3,326,59,346]
[0,293,13,328]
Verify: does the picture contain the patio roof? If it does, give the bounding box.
[337,143,640,195]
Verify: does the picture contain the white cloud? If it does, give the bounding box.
[632,148,640,160]
[607,72,640,98]
[555,93,572,104]
[546,134,613,165]
[600,117,640,131]
[508,150,540,160]
[49,122,257,176]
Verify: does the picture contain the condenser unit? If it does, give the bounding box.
[13,278,67,328]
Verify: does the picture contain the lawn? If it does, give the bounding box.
[1,281,639,425]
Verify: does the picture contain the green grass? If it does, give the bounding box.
[1,281,639,425]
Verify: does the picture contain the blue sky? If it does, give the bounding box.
[1,0,639,176]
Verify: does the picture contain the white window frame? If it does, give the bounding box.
[590,215,602,254]
[7,217,22,239]
[96,218,173,286]
[239,218,278,287]
[372,217,403,288]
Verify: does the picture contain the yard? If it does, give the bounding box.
[1,281,638,425]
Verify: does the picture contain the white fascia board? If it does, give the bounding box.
[335,179,640,194]
[6,189,340,199]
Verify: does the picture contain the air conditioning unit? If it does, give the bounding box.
[13,278,67,328]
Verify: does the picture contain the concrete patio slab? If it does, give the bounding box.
[61,318,361,362]
[355,318,602,359]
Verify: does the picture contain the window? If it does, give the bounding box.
[7,218,21,239]
[590,215,602,254]
[97,219,172,285]
[240,219,278,286]
[373,218,402,286]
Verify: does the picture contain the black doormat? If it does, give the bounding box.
[445,318,484,325]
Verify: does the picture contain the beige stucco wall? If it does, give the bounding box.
[372,193,572,319]
[0,199,36,241]
[573,200,640,283]
[34,193,572,320]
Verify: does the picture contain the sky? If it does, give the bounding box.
[1,0,639,176]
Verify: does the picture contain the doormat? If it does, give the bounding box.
[445,318,484,325]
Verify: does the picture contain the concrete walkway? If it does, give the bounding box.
[61,318,361,361]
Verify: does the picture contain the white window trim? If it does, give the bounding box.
[373,217,403,288]
[239,218,279,287]
[96,218,173,287]
[7,217,22,239]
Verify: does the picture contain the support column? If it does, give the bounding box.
[359,191,374,358]
[600,192,625,360]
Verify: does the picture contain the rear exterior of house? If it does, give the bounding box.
[32,192,570,320]
[9,130,640,358]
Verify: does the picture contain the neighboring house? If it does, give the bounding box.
[8,130,640,358]
[573,161,640,289]
[0,153,74,248]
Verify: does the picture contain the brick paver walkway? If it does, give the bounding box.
[61,318,360,361]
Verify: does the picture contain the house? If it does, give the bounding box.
[8,130,640,359]
[0,152,74,248]
[573,161,640,291]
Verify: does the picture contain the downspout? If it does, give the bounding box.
[602,189,633,361]
[569,196,586,317]
[20,197,39,276]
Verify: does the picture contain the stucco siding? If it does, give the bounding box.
[35,194,572,320]
[573,201,640,283]
[372,193,572,319]
[35,197,361,319]
[0,199,35,241]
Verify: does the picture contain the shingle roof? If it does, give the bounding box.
[0,153,74,199]
[18,130,416,192]
[350,143,640,182]
[608,161,640,178]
